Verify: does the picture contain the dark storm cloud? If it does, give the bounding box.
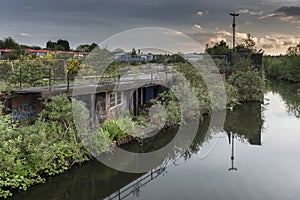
[0,0,296,54]
[1,0,263,26]
[1,0,263,47]
[275,6,300,16]
[259,6,300,23]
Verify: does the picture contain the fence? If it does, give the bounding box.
[0,59,176,92]
[0,59,67,91]
[104,167,166,200]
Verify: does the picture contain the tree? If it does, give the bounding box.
[287,43,300,56]
[131,48,137,56]
[76,44,90,52]
[76,43,98,52]
[46,39,70,51]
[57,39,70,51]
[46,40,56,49]
[206,40,231,55]
[88,43,98,52]
[242,34,256,52]
[3,37,19,49]
[0,40,4,49]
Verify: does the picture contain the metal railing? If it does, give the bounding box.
[104,167,166,200]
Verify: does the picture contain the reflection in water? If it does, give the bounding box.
[11,102,264,200]
[268,79,300,118]
[228,133,238,171]
[224,102,263,145]
[225,102,263,172]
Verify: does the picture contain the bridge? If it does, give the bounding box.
[2,64,176,122]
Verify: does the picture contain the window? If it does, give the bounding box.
[110,91,122,108]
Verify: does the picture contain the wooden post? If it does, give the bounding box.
[19,67,22,89]
[91,94,96,128]
[49,69,51,91]
[135,89,139,116]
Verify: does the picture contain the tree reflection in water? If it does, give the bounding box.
[11,101,264,200]
[267,79,300,118]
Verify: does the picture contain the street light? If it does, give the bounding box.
[228,132,238,171]
[230,13,239,51]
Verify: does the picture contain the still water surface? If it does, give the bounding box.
[11,81,300,200]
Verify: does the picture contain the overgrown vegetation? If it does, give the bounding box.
[264,55,300,82]
[263,42,300,82]
[0,96,91,198]
[0,95,143,198]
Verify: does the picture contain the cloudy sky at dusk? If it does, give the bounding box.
[1,0,300,55]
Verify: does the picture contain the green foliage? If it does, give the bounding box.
[76,43,98,52]
[0,59,66,90]
[206,40,231,55]
[225,82,240,107]
[81,128,112,155]
[102,120,127,141]
[65,59,80,76]
[268,80,300,118]
[115,116,140,138]
[0,96,90,198]
[151,90,185,125]
[264,56,300,82]
[102,62,123,77]
[0,37,19,49]
[227,70,264,102]
[46,39,70,51]
[286,43,300,56]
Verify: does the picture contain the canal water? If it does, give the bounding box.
[10,81,300,200]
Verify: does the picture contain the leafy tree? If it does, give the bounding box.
[131,48,137,56]
[206,40,231,55]
[0,96,92,198]
[76,44,90,52]
[227,70,264,102]
[2,37,19,49]
[46,39,70,51]
[242,34,256,52]
[76,43,98,52]
[65,59,80,76]
[88,43,98,52]
[286,43,300,56]
[0,40,4,49]
[57,39,70,51]
[46,40,56,49]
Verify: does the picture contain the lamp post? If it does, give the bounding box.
[230,13,239,51]
[228,132,238,171]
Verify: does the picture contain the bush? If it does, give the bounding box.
[0,96,89,198]
[264,56,300,82]
[102,120,127,141]
[227,70,264,102]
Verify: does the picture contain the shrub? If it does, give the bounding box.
[0,96,90,198]
[227,70,264,102]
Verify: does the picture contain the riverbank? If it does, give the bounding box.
[0,62,265,198]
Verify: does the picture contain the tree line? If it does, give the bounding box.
[264,43,300,82]
[0,37,99,60]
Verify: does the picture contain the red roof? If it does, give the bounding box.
[0,49,13,53]
[0,48,90,55]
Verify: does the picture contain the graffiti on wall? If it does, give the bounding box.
[12,101,37,121]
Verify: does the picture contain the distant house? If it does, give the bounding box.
[184,53,204,62]
[0,49,13,59]
[114,52,154,63]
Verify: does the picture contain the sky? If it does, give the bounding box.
[0,0,300,55]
